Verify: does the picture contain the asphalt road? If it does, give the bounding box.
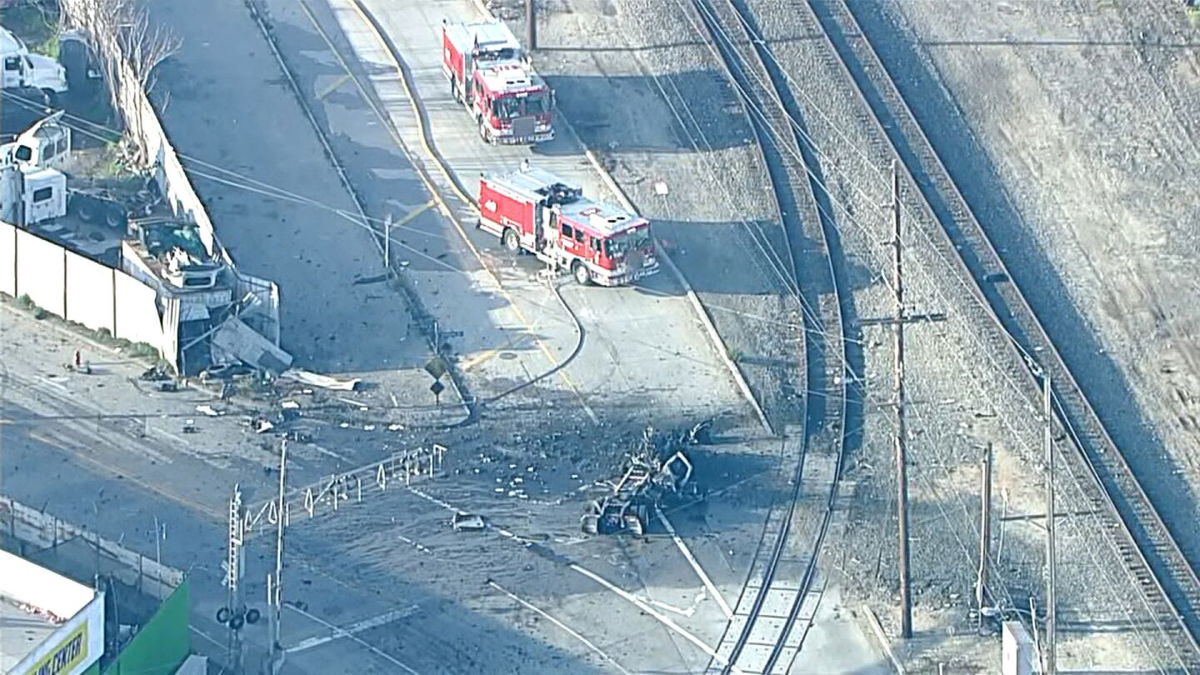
[256,0,755,430]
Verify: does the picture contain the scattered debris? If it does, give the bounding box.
[280,369,361,392]
[280,400,300,409]
[198,362,251,382]
[140,364,172,382]
[334,396,367,411]
[210,317,293,374]
[196,404,221,417]
[451,512,486,532]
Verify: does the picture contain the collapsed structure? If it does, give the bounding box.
[0,112,287,377]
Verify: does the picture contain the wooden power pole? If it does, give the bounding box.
[526,1,537,51]
[892,161,913,640]
[1043,376,1056,674]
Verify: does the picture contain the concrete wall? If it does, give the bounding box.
[65,251,116,333]
[0,496,184,600]
[15,228,66,316]
[0,221,163,352]
[0,219,14,296]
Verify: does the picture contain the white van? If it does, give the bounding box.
[0,27,67,95]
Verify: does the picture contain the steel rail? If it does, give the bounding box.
[686,0,853,671]
[802,0,1200,665]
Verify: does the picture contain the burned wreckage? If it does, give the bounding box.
[580,422,710,536]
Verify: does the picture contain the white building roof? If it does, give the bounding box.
[0,550,95,671]
[0,598,58,672]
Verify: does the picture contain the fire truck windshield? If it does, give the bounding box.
[603,226,650,258]
[493,91,550,120]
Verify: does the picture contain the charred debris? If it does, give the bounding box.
[581,421,711,536]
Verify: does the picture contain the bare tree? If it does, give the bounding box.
[58,0,181,167]
[120,5,181,95]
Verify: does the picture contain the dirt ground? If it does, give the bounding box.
[866,0,1200,561]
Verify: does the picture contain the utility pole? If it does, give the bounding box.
[892,161,912,640]
[975,442,993,621]
[526,0,537,51]
[267,440,288,675]
[383,212,392,269]
[1043,375,1056,675]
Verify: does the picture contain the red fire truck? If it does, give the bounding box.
[441,19,554,145]
[477,164,660,286]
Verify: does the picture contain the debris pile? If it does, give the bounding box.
[580,421,710,536]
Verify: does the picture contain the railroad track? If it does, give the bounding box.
[786,0,1200,665]
[686,0,857,671]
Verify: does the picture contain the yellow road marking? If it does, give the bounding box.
[317,73,352,99]
[459,333,530,372]
[29,429,225,522]
[298,0,597,421]
[389,199,436,229]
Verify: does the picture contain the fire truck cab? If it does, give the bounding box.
[441,19,554,145]
[477,164,659,286]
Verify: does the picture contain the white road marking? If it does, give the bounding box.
[568,563,739,671]
[404,486,732,668]
[285,603,420,674]
[190,625,224,649]
[656,506,734,619]
[286,605,420,654]
[308,443,352,462]
[487,581,632,675]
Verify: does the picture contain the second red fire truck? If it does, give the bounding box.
[477,164,660,286]
[441,19,554,145]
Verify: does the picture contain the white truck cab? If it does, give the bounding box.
[0,112,68,226]
[0,27,67,94]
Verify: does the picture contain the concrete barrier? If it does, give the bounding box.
[0,495,184,600]
[0,221,163,353]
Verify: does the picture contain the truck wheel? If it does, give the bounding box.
[76,198,98,223]
[451,80,461,103]
[502,228,520,253]
[572,261,591,286]
[105,204,126,230]
[624,514,644,536]
[581,515,599,535]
